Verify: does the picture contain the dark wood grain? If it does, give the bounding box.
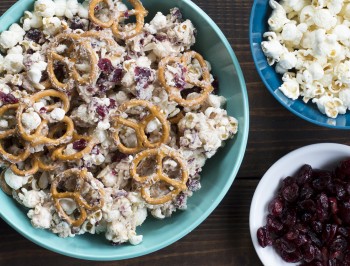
[1,0,350,265]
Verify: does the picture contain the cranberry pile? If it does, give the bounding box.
[257,160,350,265]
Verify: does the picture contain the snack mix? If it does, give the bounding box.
[0,0,238,245]
[262,0,350,118]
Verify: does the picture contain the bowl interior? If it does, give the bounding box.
[0,0,249,261]
[250,0,350,129]
[250,143,350,265]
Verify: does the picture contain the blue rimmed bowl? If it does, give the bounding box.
[0,0,249,261]
[250,0,350,129]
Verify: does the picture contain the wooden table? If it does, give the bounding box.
[1,0,349,265]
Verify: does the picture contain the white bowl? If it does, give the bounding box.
[249,143,350,266]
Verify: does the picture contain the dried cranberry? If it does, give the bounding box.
[72,139,88,151]
[299,199,316,213]
[171,8,183,22]
[282,182,299,202]
[96,105,108,119]
[108,99,116,109]
[330,237,348,252]
[112,151,127,163]
[312,171,332,191]
[174,193,187,209]
[281,208,297,227]
[301,244,315,263]
[135,67,152,81]
[338,227,350,237]
[112,68,124,82]
[26,29,43,43]
[322,224,338,246]
[307,231,322,248]
[339,201,350,223]
[294,233,308,246]
[174,74,186,89]
[154,34,167,42]
[300,183,315,200]
[329,197,339,215]
[317,193,329,222]
[335,183,346,200]
[297,164,313,185]
[285,228,299,240]
[336,159,350,180]
[311,220,323,234]
[98,58,114,73]
[0,91,18,104]
[268,197,284,217]
[279,249,303,263]
[257,226,272,248]
[275,238,296,253]
[266,214,283,233]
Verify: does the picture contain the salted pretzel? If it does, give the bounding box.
[130,145,189,205]
[0,104,31,163]
[47,33,98,91]
[112,99,170,154]
[10,150,59,176]
[16,90,74,147]
[51,133,97,162]
[51,168,104,227]
[158,51,214,107]
[0,169,12,196]
[168,111,184,125]
[89,0,148,40]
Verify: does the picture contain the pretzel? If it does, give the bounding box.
[16,90,74,146]
[51,168,104,227]
[168,111,184,124]
[130,145,189,205]
[89,0,148,40]
[47,33,98,91]
[10,157,39,177]
[111,99,170,154]
[51,133,97,162]
[0,169,12,196]
[158,51,214,107]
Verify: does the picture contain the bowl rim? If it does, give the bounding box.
[249,0,350,130]
[249,143,350,265]
[0,0,250,261]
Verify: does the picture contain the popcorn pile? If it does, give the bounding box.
[262,0,350,118]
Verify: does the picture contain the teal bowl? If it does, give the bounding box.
[0,0,249,261]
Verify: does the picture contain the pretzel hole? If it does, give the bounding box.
[162,157,181,180]
[12,157,34,172]
[165,62,187,90]
[2,136,27,155]
[58,198,78,215]
[136,155,157,177]
[119,126,138,148]
[53,61,70,85]
[0,108,17,130]
[143,117,163,143]
[57,176,81,193]
[185,58,205,83]
[74,46,94,80]
[180,86,203,100]
[94,1,113,24]
[149,181,172,198]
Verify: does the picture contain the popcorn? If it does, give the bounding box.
[22,110,42,131]
[4,168,30,190]
[54,0,67,17]
[35,0,56,18]
[42,17,62,36]
[268,0,290,32]
[65,0,79,19]
[262,0,350,118]
[0,23,26,50]
[50,107,65,121]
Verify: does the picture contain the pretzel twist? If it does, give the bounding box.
[158,51,214,107]
[47,33,98,91]
[16,90,74,147]
[112,99,170,154]
[89,0,148,40]
[51,168,104,227]
[130,145,189,205]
